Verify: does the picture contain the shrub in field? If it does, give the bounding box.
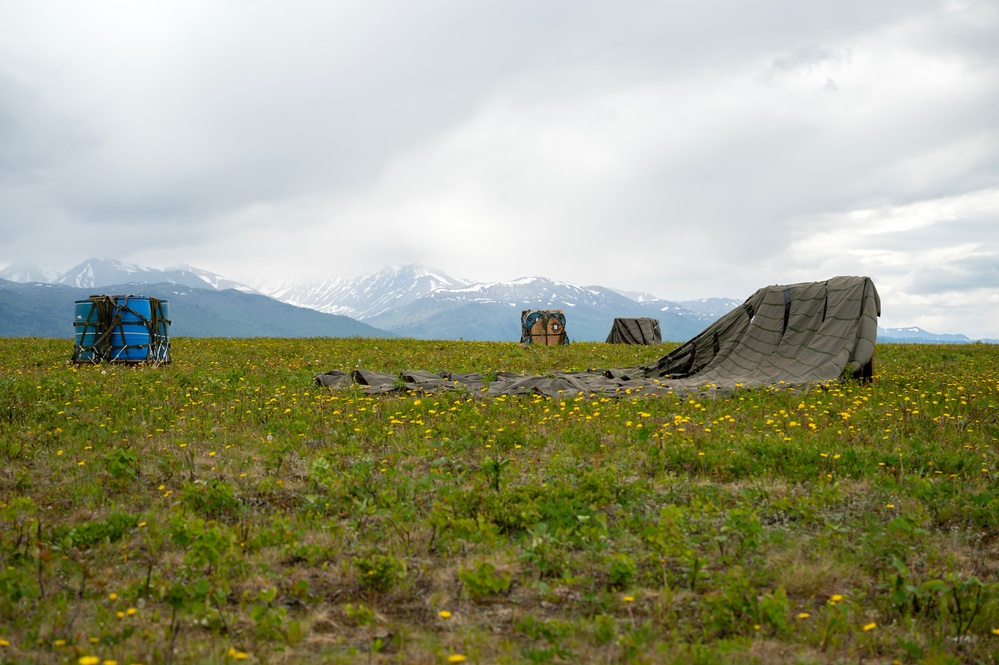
[605,552,636,591]
[353,553,406,593]
[62,510,140,548]
[459,561,513,602]
[101,445,140,480]
[180,479,243,521]
[516,614,575,663]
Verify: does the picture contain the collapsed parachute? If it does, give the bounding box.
[316,276,880,397]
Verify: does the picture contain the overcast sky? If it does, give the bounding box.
[2,1,997,337]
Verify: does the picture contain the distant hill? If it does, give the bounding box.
[266,266,721,342]
[54,257,260,293]
[4,258,994,343]
[360,277,713,342]
[0,263,62,283]
[0,280,391,339]
[262,264,475,319]
[878,327,974,344]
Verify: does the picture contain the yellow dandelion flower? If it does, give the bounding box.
[448,656,467,663]
[862,622,877,631]
[439,610,452,618]
[797,612,810,620]
[0,638,9,647]
[79,657,100,665]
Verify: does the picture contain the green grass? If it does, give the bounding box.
[1,337,999,664]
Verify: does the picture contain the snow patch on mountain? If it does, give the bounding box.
[0,263,63,283]
[257,264,474,319]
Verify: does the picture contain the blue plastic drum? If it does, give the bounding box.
[73,299,102,362]
[109,296,152,362]
[152,299,171,362]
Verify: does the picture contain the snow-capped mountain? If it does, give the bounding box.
[0,263,63,283]
[878,326,973,344]
[676,298,745,319]
[173,264,262,294]
[274,268,719,342]
[263,264,475,319]
[598,289,742,319]
[374,280,710,341]
[52,258,259,293]
[4,257,988,342]
[0,278,389,338]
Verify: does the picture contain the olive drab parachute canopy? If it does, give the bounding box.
[606,318,662,345]
[640,275,879,387]
[316,276,880,398]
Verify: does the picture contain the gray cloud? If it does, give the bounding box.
[1,0,997,335]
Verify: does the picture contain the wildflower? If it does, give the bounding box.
[439,610,452,618]
[0,638,9,647]
[886,504,895,509]
[109,593,118,601]
[622,595,635,603]
[797,612,810,620]
[79,658,100,665]
[448,656,467,663]
[992,628,999,635]
[829,594,844,604]
[862,622,877,631]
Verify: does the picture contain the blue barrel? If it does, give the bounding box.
[152,299,171,363]
[109,295,152,362]
[73,299,102,362]
[156,300,170,336]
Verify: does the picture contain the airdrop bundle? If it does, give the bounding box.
[72,294,171,365]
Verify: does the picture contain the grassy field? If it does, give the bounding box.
[2,337,999,664]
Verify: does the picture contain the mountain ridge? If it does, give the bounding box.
[0,279,391,339]
[262,266,722,341]
[2,258,992,343]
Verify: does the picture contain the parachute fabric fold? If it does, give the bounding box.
[315,276,880,397]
